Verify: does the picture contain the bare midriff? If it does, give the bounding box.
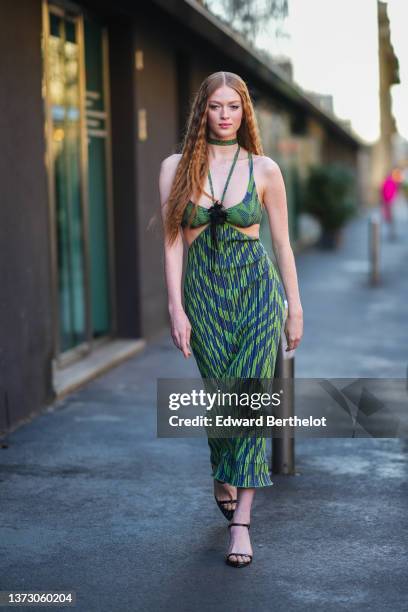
[182,222,260,249]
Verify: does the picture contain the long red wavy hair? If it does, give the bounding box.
[162,71,264,246]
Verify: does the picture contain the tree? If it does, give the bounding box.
[203,0,289,47]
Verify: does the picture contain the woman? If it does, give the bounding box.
[159,71,303,568]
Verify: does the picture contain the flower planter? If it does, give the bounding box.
[302,163,356,251]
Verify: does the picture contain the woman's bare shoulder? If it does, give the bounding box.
[251,154,283,202]
[159,154,183,205]
[252,153,280,175]
[160,153,182,173]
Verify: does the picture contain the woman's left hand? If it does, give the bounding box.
[284,310,303,351]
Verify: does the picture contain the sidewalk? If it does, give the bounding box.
[1,200,408,612]
[295,194,408,377]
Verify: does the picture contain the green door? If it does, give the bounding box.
[47,11,86,352]
[44,5,113,358]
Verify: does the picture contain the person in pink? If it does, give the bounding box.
[380,173,398,239]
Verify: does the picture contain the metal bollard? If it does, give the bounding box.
[272,301,296,475]
[369,212,381,286]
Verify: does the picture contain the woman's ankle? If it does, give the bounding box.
[231,504,252,523]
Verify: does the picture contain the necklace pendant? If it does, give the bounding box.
[208,201,228,226]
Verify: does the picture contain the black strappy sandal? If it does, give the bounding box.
[225,523,253,568]
[214,496,238,521]
[213,478,237,521]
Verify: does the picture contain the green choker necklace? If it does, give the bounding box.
[207,136,238,146]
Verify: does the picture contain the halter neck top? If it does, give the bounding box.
[181,151,263,230]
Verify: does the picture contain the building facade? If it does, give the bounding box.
[0,0,363,433]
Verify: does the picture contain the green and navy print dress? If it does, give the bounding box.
[181,150,286,488]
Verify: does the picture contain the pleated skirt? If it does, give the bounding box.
[183,223,286,487]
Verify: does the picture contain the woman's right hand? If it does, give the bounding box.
[170,308,192,358]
